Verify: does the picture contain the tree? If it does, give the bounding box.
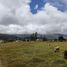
[42,36,47,41]
[58,35,65,41]
[31,32,38,41]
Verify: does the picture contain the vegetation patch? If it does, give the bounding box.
[0,41,67,67]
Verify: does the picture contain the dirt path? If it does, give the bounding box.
[0,60,4,67]
[0,60,3,67]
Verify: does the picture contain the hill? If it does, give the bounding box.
[0,33,67,40]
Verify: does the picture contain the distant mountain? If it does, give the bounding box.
[0,33,67,40]
[0,34,17,40]
[44,34,67,39]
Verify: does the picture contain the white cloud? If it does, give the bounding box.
[0,3,10,21]
[0,0,67,34]
[0,0,30,8]
[60,0,67,5]
[34,4,38,9]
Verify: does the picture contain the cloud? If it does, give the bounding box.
[34,4,39,10]
[60,0,67,4]
[0,0,30,8]
[47,0,67,12]
[0,0,67,34]
[0,3,9,21]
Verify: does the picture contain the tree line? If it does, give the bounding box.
[25,32,66,42]
[0,32,66,42]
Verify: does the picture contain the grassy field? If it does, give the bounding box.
[0,41,67,67]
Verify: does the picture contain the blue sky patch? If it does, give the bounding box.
[29,0,47,14]
[47,0,67,11]
[29,0,67,14]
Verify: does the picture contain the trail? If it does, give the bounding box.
[0,60,4,67]
[0,60,2,67]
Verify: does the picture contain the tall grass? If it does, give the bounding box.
[0,41,67,67]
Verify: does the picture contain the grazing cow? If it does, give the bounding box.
[64,50,67,59]
[54,46,60,52]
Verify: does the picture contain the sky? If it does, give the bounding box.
[0,0,67,34]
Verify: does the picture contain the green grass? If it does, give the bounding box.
[0,41,67,67]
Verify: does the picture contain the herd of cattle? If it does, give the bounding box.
[48,44,67,59]
[54,46,67,59]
